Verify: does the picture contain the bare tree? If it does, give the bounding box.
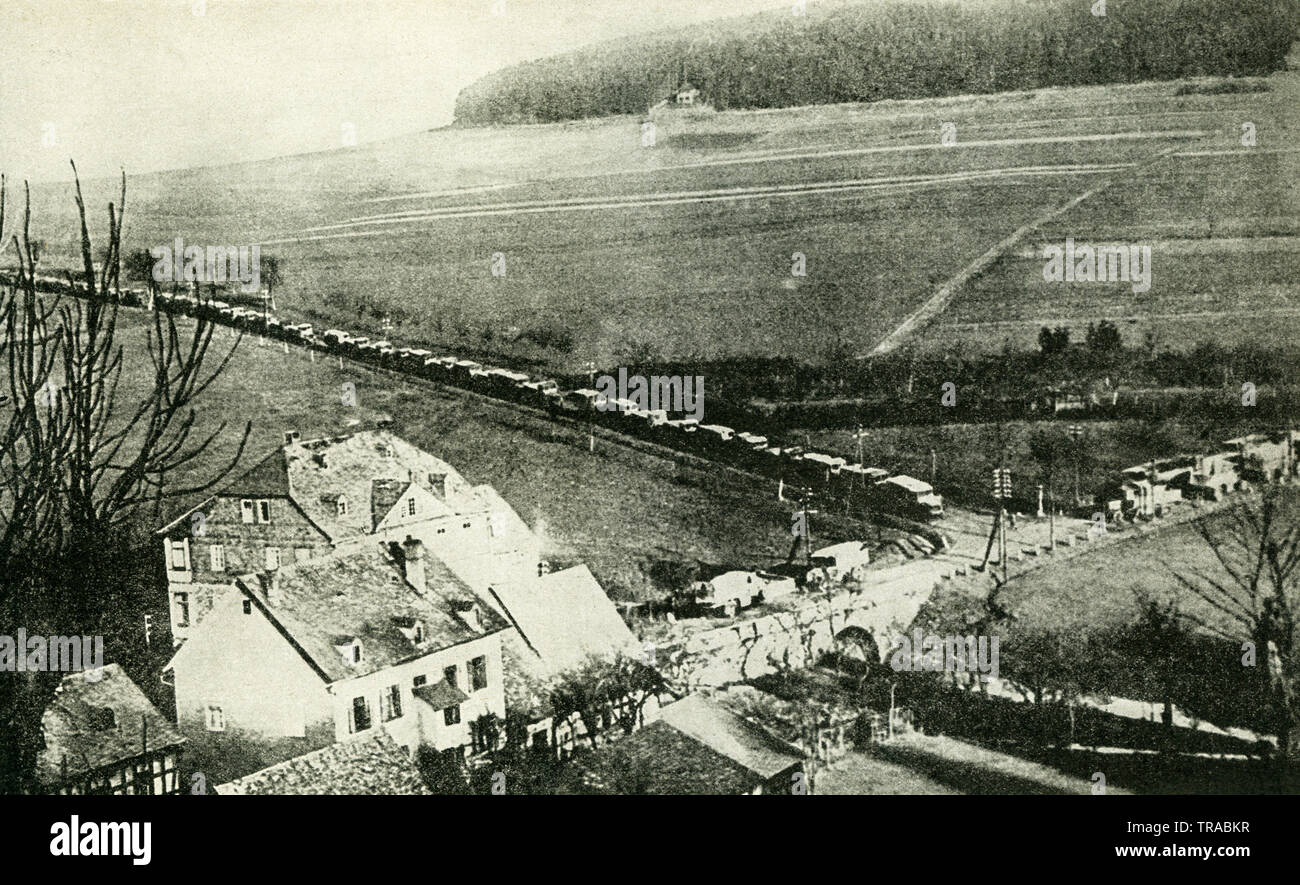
[549,653,664,748]
[0,164,250,792]
[1170,486,1300,759]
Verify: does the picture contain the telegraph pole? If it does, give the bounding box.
[993,465,1012,585]
[848,425,867,517]
[584,360,596,453]
[1069,424,1083,506]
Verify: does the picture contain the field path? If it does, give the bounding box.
[864,146,1180,357]
[265,162,1132,245]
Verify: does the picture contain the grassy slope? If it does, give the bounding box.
[99,314,851,603]
[21,78,1289,375]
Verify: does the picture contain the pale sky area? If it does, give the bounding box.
[2,0,798,182]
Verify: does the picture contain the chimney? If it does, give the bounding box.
[427,473,447,500]
[402,537,426,592]
[259,571,281,606]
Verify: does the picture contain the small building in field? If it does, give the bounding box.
[675,84,701,105]
[37,664,185,795]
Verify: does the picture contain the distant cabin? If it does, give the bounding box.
[676,85,701,106]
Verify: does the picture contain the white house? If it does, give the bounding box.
[156,429,541,645]
[165,541,509,784]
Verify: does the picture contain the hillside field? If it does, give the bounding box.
[19,72,1297,377]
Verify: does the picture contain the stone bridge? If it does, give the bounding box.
[655,559,967,692]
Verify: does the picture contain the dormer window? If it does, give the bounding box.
[454,602,484,633]
[334,638,363,667]
[393,617,425,645]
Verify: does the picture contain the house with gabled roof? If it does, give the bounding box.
[156,429,540,645]
[560,694,804,795]
[164,540,509,785]
[488,564,660,758]
[37,664,185,795]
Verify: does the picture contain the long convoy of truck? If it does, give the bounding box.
[5,274,945,523]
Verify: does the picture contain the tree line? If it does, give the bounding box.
[454,0,1297,126]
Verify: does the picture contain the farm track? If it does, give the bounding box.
[268,161,1134,244]
[865,144,1191,357]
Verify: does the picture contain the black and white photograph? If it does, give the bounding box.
[1,0,1296,863]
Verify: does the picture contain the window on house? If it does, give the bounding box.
[174,593,190,628]
[407,497,417,516]
[444,704,460,726]
[257,500,271,523]
[336,496,349,517]
[204,705,225,732]
[265,547,280,571]
[350,696,372,732]
[242,599,252,615]
[462,521,471,529]
[436,528,446,535]
[169,539,188,570]
[413,674,427,688]
[443,665,457,689]
[469,656,488,692]
[209,544,225,572]
[413,622,424,644]
[380,684,403,721]
[240,499,255,524]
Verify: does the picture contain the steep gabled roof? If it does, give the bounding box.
[37,664,185,787]
[489,565,637,674]
[564,720,760,794]
[215,732,430,795]
[285,430,467,541]
[233,544,507,682]
[657,693,804,781]
[221,447,292,497]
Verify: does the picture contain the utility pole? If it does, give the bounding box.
[584,360,596,453]
[848,425,867,517]
[1069,424,1084,507]
[993,465,1012,585]
[801,490,814,564]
